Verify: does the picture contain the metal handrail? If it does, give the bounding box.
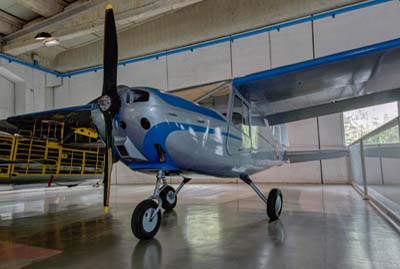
[348,116,399,147]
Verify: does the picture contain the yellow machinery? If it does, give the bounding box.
[0,120,104,182]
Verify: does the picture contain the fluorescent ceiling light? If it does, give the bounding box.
[35,32,51,40]
[45,38,60,47]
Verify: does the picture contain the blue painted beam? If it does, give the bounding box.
[0,54,62,77]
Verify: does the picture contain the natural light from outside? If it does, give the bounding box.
[343,102,398,145]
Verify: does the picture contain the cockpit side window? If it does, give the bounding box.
[230,94,251,149]
[125,90,149,104]
[232,95,243,129]
[232,95,250,133]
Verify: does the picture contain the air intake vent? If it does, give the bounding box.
[117,145,129,157]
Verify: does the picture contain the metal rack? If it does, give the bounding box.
[0,120,104,181]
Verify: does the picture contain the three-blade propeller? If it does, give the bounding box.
[98,4,120,214]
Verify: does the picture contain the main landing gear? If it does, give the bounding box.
[240,174,283,221]
[131,171,191,240]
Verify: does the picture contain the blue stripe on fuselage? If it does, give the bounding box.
[148,88,227,122]
[142,122,241,162]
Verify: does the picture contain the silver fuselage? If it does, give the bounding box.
[92,85,285,177]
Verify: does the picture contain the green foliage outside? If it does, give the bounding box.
[344,109,399,145]
[364,125,399,145]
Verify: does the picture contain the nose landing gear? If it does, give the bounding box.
[131,171,191,240]
[131,199,161,239]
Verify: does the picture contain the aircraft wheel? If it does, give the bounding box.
[132,199,161,240]
[267,188,283,221]
[159,185,177,210]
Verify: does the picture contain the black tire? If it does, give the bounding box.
[159,185,177,210]
[267,188,283,221]
[131,199,161,240]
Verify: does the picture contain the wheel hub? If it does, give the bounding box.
[275,195,282,216]
[166,190,176,204]
[143,208,158,232]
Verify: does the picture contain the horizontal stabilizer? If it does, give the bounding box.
[284,149,349,163]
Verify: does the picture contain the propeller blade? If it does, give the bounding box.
[103,113,113,213]
[102,4,118,107]
[99,4,119,214]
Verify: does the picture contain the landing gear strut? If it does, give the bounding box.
[240,174,283,221]
[131,171,191,240]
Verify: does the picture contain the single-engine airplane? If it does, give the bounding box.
[3,4,400,240]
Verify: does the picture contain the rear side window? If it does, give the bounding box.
[126,89,149,104]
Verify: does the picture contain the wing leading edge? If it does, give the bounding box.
[5,104,97,132]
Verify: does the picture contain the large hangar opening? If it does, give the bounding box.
[0,0,399,268]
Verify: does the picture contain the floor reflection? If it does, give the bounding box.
[0,184,399,269]
[161,210,178,228]
[0,186,102,220]
[267,220,285,245]
[131,239,162,269]
[184,207,221,253]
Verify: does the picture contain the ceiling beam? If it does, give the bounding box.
[0,10,24,35]
[2,0,106,42]
[16,0,67,18]
[2,0,204,56]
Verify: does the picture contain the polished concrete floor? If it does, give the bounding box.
[0,184,399,269]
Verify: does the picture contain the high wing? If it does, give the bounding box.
[2,104,97,140]
[233,38,400,126]
[5,104,96,131]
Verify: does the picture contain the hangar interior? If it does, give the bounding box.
[0,0,400,268]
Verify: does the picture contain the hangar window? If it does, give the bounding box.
[343,102,398,145]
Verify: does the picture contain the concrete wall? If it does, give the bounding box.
[2,1,400,184]
[0,75,14,119]
[0,60,59,115]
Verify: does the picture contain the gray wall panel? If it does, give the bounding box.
[314,1,400,57]
[365,157,382,185]
[381,158,400,185]
[318,113,349,183]
[167,42,231,90]
[0,76,14,118]
[270,22,313,68]
[231,33,270,77]
[118,57,168,90]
